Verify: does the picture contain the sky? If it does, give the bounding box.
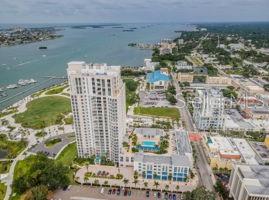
[1,0,269,24]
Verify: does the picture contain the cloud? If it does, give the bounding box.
[0,0,268,23]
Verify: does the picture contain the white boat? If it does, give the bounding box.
[18,79,27,86]
[6,84,18,89]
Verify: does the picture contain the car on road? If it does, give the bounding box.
[108,189,112,194]
[117,188,121,195]
[173,194,177,200]
[157,192,161,198]
[128,190,132,196]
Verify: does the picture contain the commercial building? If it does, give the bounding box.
[146,69,171,90]
[206,76,231,85]
[134,153,192,182]
[143,59,159,71]
[177,73,194,83]
[67,62,126,163]
[193,89,225,130]
[175,61,193,71]
[229,164,269,200]
[206,136,241,170]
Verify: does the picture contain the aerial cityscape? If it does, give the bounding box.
[0,0,269,200]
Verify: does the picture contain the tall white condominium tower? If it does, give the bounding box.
[193,89,225,130]
[67,61,126,163]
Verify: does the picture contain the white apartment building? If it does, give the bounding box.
[67,61,126,163]
[229,164,269,200]
[193,89,225,130]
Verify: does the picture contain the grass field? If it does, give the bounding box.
[0,134,27,159]
[56,142,77,166]
[56,142,77,184]
[45,138,62,148]
[134,106,180,120]
[0,183,7,200]
[14,96,71,129]
[45,85,68,95]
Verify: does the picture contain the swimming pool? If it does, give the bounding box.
[138,140,159,152]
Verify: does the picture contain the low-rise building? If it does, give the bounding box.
[147,70,171,90]
[177,73,194,83]
[206,76,231,85]
[175,61,193,71]
[229,164,269,200]
[134,153,192,182]
[143,58,159,71]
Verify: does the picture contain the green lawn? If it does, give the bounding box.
[45,138,62,148]
[56,142,77,184]
[56,142,77,166]
[14,96,71,129]
[0,160,12,173]
[134,106,180,121]
[0,183,7,200]
[0,134,27,159]
[45,85,68,95]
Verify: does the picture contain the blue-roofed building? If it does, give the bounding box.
[146,68,171,90]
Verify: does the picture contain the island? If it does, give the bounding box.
[0,27,63,47]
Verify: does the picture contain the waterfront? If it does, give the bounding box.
[0,23,192,110]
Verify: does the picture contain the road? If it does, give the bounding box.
[172,73,215,191]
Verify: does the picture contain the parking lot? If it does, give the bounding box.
[29,133,75,158]
[139,91,170,107]
[52,185,184,200]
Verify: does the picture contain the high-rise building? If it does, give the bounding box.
[67,61,126,163]
[229,164,269,200]
[193,89,225,130]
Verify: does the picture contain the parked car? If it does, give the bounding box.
[146,190,150,198]
[108,189,112,194]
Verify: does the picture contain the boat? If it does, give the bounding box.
[6,84,18,89]
[0,92,7,97]
[18,79,37,86]
[38,46,47,50]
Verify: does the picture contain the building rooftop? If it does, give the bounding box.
[134,128,164,137]
[134,153,192,167]
[232,138,259,165]
[146,70,170,83]
[238,165,269,196]
[174,130,192,155]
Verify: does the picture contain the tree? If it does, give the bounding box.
[103,180,109,186]
[25,185,49,200]
[165,184,169,191]
[13,153,70,195]
[214,180,229,199]
[144,182,148,188]
[134,170,139,180]
[93,179,99,186]
[183,187,216,200]
[153,181,159,189]
[123,179,129,187]
[176,185,180,191]
[133,179,139,187]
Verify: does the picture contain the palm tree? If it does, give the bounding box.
[86,162,90,172]
[104,180,109,186]
[93,179,99,186]
[144,182,148,188]
[84,175,89,183]
[133,179,139,187]
[176,185,180,191]
[153,181,159,189]
[165,184,169,191]
[123,179,129,187]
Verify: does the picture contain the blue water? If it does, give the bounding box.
[142,141,156,148]
[0,23,193,109]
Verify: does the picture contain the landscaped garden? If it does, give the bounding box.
[134,106,180,121]
[45,138,62,148]
[12,154,70,200]
[0,183,7,200]
[0,160,12,173]
[14,96,71,129]
[0,134,27,159]
[45,85,68,95]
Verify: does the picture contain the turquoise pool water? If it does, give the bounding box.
[142,141,156,148]
[138,140,159,152]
